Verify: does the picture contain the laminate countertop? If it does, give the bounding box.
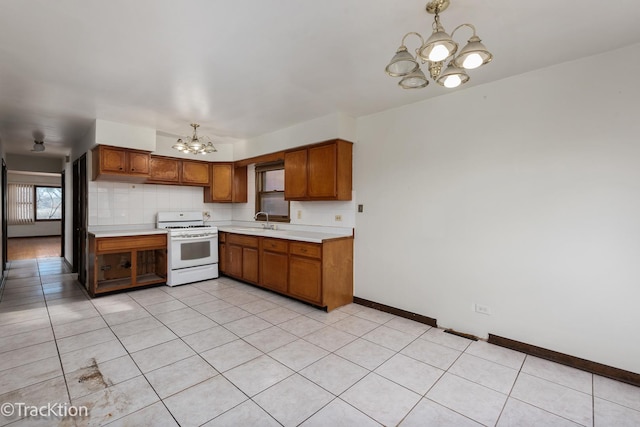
[217,226,352,244]
[88,229,168,238]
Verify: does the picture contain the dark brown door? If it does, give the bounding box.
[60,170,65,257]
[2,159,7,272]
[73,155,88,284]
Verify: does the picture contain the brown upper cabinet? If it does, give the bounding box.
[148,156,180,183]
[92,145,151,182]
[181,160,210,186]
[205,163,248,203]
[284,139,352,201]
[147,156,210,186]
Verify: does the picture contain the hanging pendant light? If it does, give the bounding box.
[172,123,218,155]
[385,0,492,90]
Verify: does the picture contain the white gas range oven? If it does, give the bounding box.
[156,211,219,286]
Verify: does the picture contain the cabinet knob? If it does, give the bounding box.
[301,248,307,253]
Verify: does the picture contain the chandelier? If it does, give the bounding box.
[385,0,492,89]
[172,123,217,155]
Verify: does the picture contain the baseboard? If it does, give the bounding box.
[353,297,437,327]
[489,334,640,388]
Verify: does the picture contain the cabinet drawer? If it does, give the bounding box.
[96,235,167,252]
[227,233,259,248]
[263,238,288,253]
[289,242,321,259]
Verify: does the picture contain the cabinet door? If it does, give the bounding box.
[100,147,127,173]
[289,256,322,304]
[128,152,150,175]
[232,166,248,203]
[182,161,210,185]
[227,245,243,277]
[284,149,308,199]
[149,157,180,182]
[261,250,288,293]
[210,163,233,201]
[307,143,337,198]
[242,247,259,283]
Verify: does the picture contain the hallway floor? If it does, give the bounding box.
[7,237,61,260]
[0,258,638,426]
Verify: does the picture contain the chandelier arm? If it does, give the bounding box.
[401,31,425,48]
[450,23,477,40]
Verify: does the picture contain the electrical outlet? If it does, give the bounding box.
[297,210,302,219]
[358,204,364,213]
[335,214,342,222]
[474,303,492,315]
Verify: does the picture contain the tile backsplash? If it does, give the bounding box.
[89,172,355,229]
[88,181,232,226]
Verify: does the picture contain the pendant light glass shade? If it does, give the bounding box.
[385,46,419,77]
[399,67,429,89]
[418,25,458,62]
[453,35,492,69]
[436,61,469,88]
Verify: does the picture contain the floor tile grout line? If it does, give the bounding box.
[139,282,305,426]
[7,264,633,426]
[38,263,79,422]
[591,374,595,427]
[82,290,184,426]
[137,281,389,424]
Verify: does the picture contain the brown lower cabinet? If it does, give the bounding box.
[226,233,259,284]
[219,232,353,311]
[88,233,167,297]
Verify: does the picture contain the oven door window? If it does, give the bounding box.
[181,241,210,261]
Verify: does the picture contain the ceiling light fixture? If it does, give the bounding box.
[172,123,217,155]
[385,0,492,90]
[32,140,45,152]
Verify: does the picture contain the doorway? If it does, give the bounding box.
[4,170,64,263]
[7,236,61,260]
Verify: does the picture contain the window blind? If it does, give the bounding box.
[8,183,34,225]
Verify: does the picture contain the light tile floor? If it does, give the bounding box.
[0,257,639,426]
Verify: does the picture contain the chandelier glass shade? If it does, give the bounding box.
[385,0,492,90]
[172,123,217,155]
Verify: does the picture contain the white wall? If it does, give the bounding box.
[5,154,64,174]
[63,160,73,264]
[354,43,640,374]
[233,113,357,160]
[95,119,156,151]
[7,171,61,238]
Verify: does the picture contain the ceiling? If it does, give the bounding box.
[1,0,639,159]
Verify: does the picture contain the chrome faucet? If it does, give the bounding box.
[254,211,271,229]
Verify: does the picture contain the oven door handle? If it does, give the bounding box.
[171,234,218,242]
